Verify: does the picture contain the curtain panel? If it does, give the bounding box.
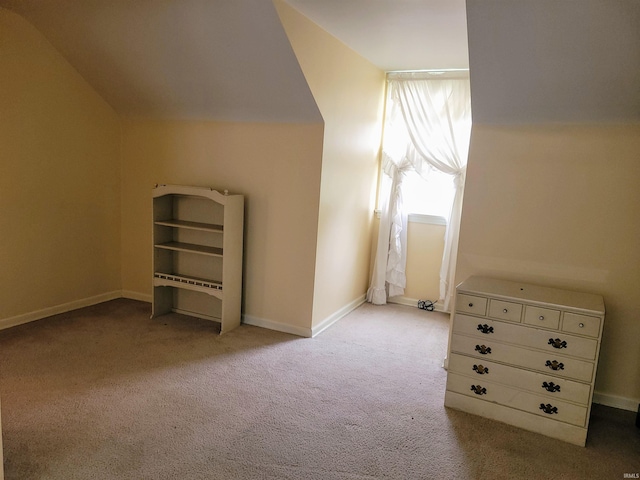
[367,74,472,311]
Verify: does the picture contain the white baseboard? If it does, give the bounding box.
[593,391,640,412]
[387,295,446,313]
[442,356,449,370]
[121,290,152,303]
[311,294,366,337]
[0,291,122,331]
[242,295,367,339]
[242,314,312,338]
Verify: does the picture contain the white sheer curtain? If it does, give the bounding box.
[367,73,471,311]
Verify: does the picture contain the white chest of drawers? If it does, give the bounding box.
[444,276,605,446]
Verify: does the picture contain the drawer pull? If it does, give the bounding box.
[468,302,474,308]
[503,308,508,313]
[477,324,494,334]
[475,344,492,355]
[539,315,545,321]
[548,338,568,349]
[578,323,585,328]
[542,381,561,393]
[545,360,564,371]
[473,364,489,375]
[539,403,558,415]
[471,385,487,395]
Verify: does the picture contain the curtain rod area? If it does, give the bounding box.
[386,69,469,80]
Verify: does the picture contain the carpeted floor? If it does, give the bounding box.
[0,299,638,479]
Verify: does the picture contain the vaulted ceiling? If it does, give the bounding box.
[466,0,640,124]
[285,0,469,72]
[3,0,637,125]
[0,0,322,122]
[0,0,469,122]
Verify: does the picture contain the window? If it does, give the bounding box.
[401,169,455,221]
[369,73,471,309]
[380,78,457,223]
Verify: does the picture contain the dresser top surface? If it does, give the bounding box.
[457,276,605,315]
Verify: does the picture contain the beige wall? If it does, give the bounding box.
[456,124,640,405]
[120,119,324,332]
[2,1,382,336]
[404,222,446,304]
[370,215,446,308]
[274,0,386,329]
[0,9,121,322]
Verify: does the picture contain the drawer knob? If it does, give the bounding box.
[503,308,508,313]
[579,323,585,328]
[548,338,568,349]
[471,385,487,395]
[545,360,565,371]
[473,364,489,375]
[477,324,494,334]
[539,403,558,415]
[475,344,492,355]
[542,381,561,393]
[468,303,474,308]
[539,315,545,321]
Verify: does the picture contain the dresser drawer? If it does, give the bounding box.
[450,334,595,382]
[562,312,601,338]
[448,353,591,405]
[488,299,522,322]
[448,276,604,446]
[453,314,598,360]
[447,373,588,427]
[524,305,561,330]
[457,294,487,316]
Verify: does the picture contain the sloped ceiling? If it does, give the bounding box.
[5,0,635,125]
[0,0,322,122]
[1,0,471,122]
[285,0,469,72]
[466,0,640,124]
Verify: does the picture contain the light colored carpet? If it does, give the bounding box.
[0,299,638,479]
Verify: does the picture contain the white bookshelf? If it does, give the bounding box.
[151,185,244,334]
